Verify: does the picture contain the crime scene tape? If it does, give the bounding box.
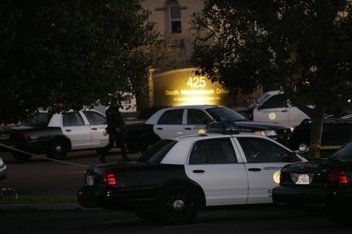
[0,142,89,168]
[293,145,342,154]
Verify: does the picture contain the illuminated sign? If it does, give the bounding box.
[153,68,231,106]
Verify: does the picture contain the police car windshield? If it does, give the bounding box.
[137,140,177,164]
[206,107,246,122]
[331,141,352,161]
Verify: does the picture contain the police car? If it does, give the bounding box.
[77,127,306,225]
[0,109,109,161]
[124,105,292,152]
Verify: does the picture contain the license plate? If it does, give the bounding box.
[296,174,310,185]
[0,134,9,140]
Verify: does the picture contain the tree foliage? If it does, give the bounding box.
[191,0,352,158]
[0,0,159,123]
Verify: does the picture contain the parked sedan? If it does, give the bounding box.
[124,105,292,152]
[0,157,7,180]
[78,129,305,225]
[273,140,352,224]
[0,109,109,161]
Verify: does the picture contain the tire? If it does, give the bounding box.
[47,139,69,160]
[12,151,32,161]
[158,186,199,225]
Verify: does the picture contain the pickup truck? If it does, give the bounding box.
[236,90,310,128]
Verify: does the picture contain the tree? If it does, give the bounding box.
[191,0,352,159]
[0,0,159,123]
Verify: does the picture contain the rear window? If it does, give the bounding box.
[20,112,51,126]
[137,140,177,164]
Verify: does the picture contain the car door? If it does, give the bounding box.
[253,94,289,126]
[61,111,92,150]
[82,110,109,148]
[153,109,186,139]
[234,136,299,204]
[185,137,248,206]
[184,108,211,134]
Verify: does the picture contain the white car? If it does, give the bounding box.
[78,129,306,224]
[0,109,109,161]
[250,90,310,127]
[124,105,292,152]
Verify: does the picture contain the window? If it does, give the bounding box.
[83,111,106,125]
[237,137,299,163]
[187,109,210,125]
[189,138,237,164]
[260,94,287,109]
[137,140,177,164]
[168,1,182,34]
[63,112,85,127]
[158,109,183,125]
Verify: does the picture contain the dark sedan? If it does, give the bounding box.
[272,140,352,224]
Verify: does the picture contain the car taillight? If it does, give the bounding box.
[327,168,349,185]
[17,132,29,140]
[103,172,117,186]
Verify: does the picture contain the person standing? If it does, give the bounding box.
[98,100,129,163]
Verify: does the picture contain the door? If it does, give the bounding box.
[82,110,109,148]
[61,112,92,150]
[153,109,186,139]
[185,138,248,206]
[253,94,289,126]
[184,108,210,134]
[235,136,298,204]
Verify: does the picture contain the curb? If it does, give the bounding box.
[0,203,86,211]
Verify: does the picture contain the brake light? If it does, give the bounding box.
[327,168,349,185]
[103,172,117,186]
[17,132,29,140]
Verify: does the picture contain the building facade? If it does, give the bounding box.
[140,0,248,108]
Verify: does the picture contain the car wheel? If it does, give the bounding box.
[12,151,32,161]
[158,186,199,225]
[47,139,68,160]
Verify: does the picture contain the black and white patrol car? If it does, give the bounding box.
[77,129,305,225]
[124,105,292,152]
[0,110,109,161]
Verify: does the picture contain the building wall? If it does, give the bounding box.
[140,1,250,109]
[141,0,204,69]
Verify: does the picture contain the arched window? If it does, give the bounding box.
[168,0,182,34]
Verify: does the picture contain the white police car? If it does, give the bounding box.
[0,109,109,161]
[78,128,306,225]
[124,105,292,152]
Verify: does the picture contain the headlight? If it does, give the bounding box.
[298,143,308,152]
[273,170,281,184]
[255,130,277,137]
[0,157,3,166]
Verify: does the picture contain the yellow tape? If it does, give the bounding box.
[294,145,342,153]
[0,142,89,168]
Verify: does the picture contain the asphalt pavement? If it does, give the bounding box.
[0,149,141,211]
